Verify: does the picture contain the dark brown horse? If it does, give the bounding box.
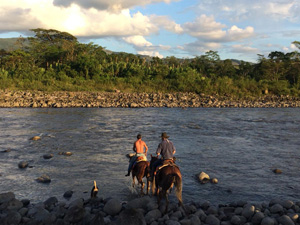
[127,154,151,195]
[150,155,183,214]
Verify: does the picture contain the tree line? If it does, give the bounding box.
[0,28,300,98]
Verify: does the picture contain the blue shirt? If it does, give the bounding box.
[156,139,176,159]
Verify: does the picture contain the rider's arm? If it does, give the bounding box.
[144,142,148,154]
[133,142,136,152]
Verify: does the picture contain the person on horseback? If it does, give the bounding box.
[125,134,148,176]
[151,132,176,179]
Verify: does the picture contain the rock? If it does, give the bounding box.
[36,174,51,183]
[7,198,23,210]
[58,151,72,156]
[125,196,152,210]
[251,212,265,225]
[242,204,255,218]
[231,215,242,225]
[198,172,210,184]
[103,198,122,216]
[43,154,54,159]
[278,215,295,225]
[90,212,105,225]
[18,161,29,169]
[30,136,41,141]
[261,217,276,225]
[63,190,73,198]
[64,202,85,223]
[2,211,22,225]
[21,199,30,206]
[211,178,218,184]
[282,200,294,209]
[114,208,146,225]
[0,192,15,204]
[44,196,58,210]
[205,214,220,225]
[145,209,162,224]
[273,169,282,174]
[270,203,284,214]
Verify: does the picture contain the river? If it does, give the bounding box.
[0,108,300,205]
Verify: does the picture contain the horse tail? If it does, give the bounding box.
[174,174,183,206]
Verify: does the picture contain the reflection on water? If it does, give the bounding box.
[0,108,300,204]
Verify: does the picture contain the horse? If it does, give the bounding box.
[127,154,151,195]
[150,155,183,214]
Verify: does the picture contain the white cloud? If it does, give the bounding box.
[123,35,152,47]
[53,0,178,11]
[150,15,183,34]
[232,44,259,53]
[183,15,254,42]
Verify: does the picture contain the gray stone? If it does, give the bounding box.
[103,198,122,216]
[43,154,54,159]
[145,209,162,224]
[114,208,146,225]
[207,206,219,215]
[170,210,183,220]
[18,161,29,169]
[270,204,284,214]
[44,196,58,210]
[231,215,242,225]
[179,218,191,225]
[19,207,29,217]
[90,212,105,225]
[190,215,201,225]
[165,220,181,225]
[205,214,220,225]
[69,198,84,208]
[251,211,265,225]
[126,196,152,210]
[277,215,295,225]
[36,174,51,183]
[63,190,73,198]
[269,199,282,207]
[282,200,294,209]
[2,211,22,225]
[234,207,243,215]
[7,199,23,210]
[64,204,85,223]
[242,204,255,219]
[261,217,276,225]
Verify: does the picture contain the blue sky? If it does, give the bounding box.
[1,0,300,62]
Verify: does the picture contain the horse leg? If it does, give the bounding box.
[146,178,150,195]
[140,180,145,195]
[164,191,169,214]
[132,176,136,188]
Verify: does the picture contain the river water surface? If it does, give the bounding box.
[0,108,300,205]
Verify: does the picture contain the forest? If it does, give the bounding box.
[0,28,300,98]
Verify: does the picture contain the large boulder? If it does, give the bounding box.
[103,198,122,216]
[114,208,146,225]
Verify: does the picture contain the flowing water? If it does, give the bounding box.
[0,108,300,205]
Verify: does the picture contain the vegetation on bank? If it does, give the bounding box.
[0,29,300,98]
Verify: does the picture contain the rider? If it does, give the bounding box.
[151,132,176,178]
[125,134,148,176]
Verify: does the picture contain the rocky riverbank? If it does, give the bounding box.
[0,90,300,108]
[1,192,300,225]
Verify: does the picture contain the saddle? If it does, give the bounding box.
[154,159,178,175]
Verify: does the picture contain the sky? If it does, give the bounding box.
[0,0,300,62]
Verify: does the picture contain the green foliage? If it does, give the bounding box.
[0,29,300,98]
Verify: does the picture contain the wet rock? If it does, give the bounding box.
[251,211,265,225]
[36,174,51,183]
[282,200,294,209]
[43,153,54,159]
[103,198,122,216]
[211,178,218,184]
[90,212,105,225]
[64,201,85,223]
[2,211,22,225]
[58,151,72,156]
[273,169,282,174]
[44,196,58,211]
[63,190,73,198]
[198,171,210,184]
[242,204,255,218]
[7,198,23,210]
[18,161,29,169]
[30,136,41,141]
[126,196,152,210]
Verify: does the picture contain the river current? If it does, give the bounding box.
[0,108,300,205]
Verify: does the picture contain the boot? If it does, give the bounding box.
[125,172,130,176]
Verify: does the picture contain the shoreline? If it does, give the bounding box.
[1,191,299,225]
[1,90,300,108]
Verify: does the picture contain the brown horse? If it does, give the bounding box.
[150,155,183,214]
[127,154,151,195]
